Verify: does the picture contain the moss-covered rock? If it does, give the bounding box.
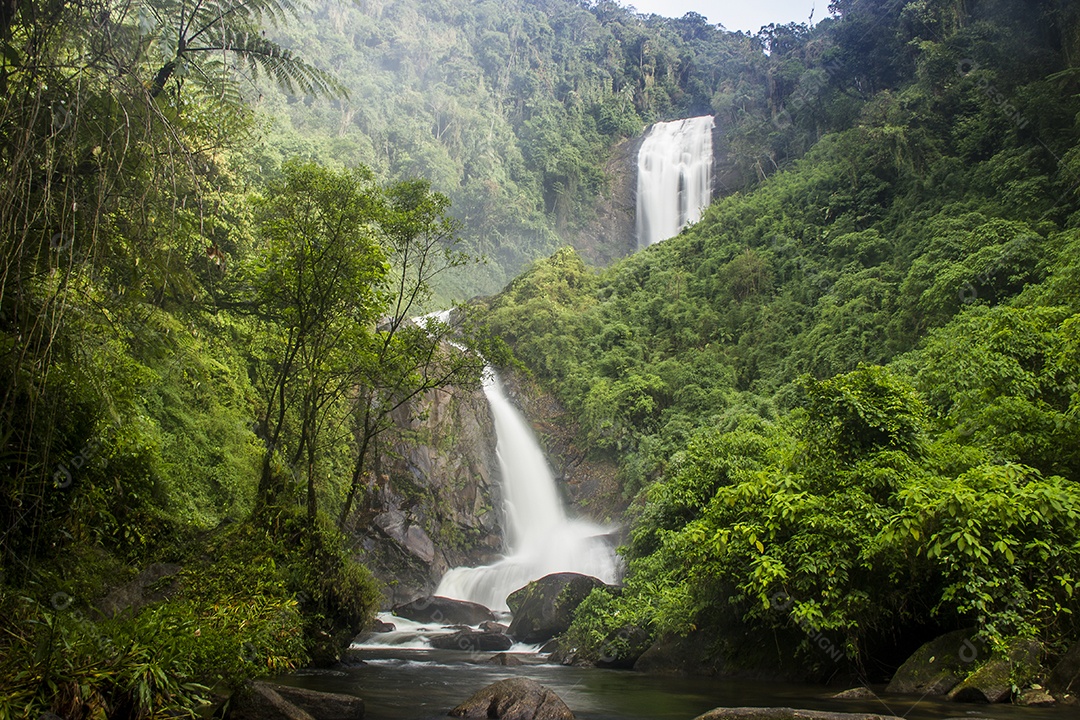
[885,629,982,695]
[507,573,605,644]
[947,638,1042,704]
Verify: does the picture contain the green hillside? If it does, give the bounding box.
[486,0,1080,675]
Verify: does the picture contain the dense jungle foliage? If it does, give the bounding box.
[258,0,783,295]
[3,0,1080,715]
[484,0,1080,679]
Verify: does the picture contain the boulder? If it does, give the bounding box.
[946,638,1041,703]
[693,710,902,720]
[539,639,560,654]
[227,683,314,720]
[831,688,878,700]
[506,573,605,644]
[484,652,525,666]
[1048,641,1080,696]
[481,620,509,633]
[392,596,495,626]
[449,678,574,720]
[371,619,396,633]
[885,629,982,695]
[1016,688,1055,707]
[430,630,514,652]
[272,684,366,720]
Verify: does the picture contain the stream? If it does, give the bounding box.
[278,644,1070,720]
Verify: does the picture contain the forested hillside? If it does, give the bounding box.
[485,0,1080,678]
[258,0,776,296]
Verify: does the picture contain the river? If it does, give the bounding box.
[278,646,1069,720]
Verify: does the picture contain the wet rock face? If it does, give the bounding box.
[349,380,504,605]
[507,573,606,644]
[449,678,575,720]
[1049,640,1080,697]
[946,638,1042,704]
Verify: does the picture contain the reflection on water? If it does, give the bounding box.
[276,648,1072,720]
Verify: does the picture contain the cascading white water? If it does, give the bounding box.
[636,115,715,249]
[435,371,618,612]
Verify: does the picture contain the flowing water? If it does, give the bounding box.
[636,116,715,249]
[434,371,619,611]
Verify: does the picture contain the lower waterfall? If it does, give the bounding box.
[434,371,619,611]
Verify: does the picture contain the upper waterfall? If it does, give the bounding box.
[435,371,618,611]
[636,115,715,249]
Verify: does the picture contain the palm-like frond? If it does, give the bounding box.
[146,0,346,99]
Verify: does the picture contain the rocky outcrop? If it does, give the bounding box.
[507,573,605,644]
[228,681,364,720]
[693,710,902,720]
[946,638,1041,703]
[566,136,641,267]
[348,379,503,605]
[885,629,982,696]
[484,652,525,666]
[449,678,574,720]
[392,596,495,625]
[430,630,514,652]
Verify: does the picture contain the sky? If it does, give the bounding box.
[622,0,823,34]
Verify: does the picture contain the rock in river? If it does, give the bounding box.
[449,678,574,720]
[392,595,495,625]
[430,630,514,652]
[507,573,605,644]
[885,629,981,696]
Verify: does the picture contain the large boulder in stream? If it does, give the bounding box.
[449,678,574,720]
[392,595,495,625]
[946,638,1042,703]
[507,573,605,644]
[693,710,902,720]
[885,629,982,696]
[430,630,514,652]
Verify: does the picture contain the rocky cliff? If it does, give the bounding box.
[500,370,626,525]
[348,382,503,607]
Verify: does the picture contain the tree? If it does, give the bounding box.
[249,161,386,524]
[143,0,342,99]
[336,179,489,529]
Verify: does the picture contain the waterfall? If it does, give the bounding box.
[636,115,715,249]
[435,371,618,612]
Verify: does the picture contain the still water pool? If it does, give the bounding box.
[277,647,1071,720]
